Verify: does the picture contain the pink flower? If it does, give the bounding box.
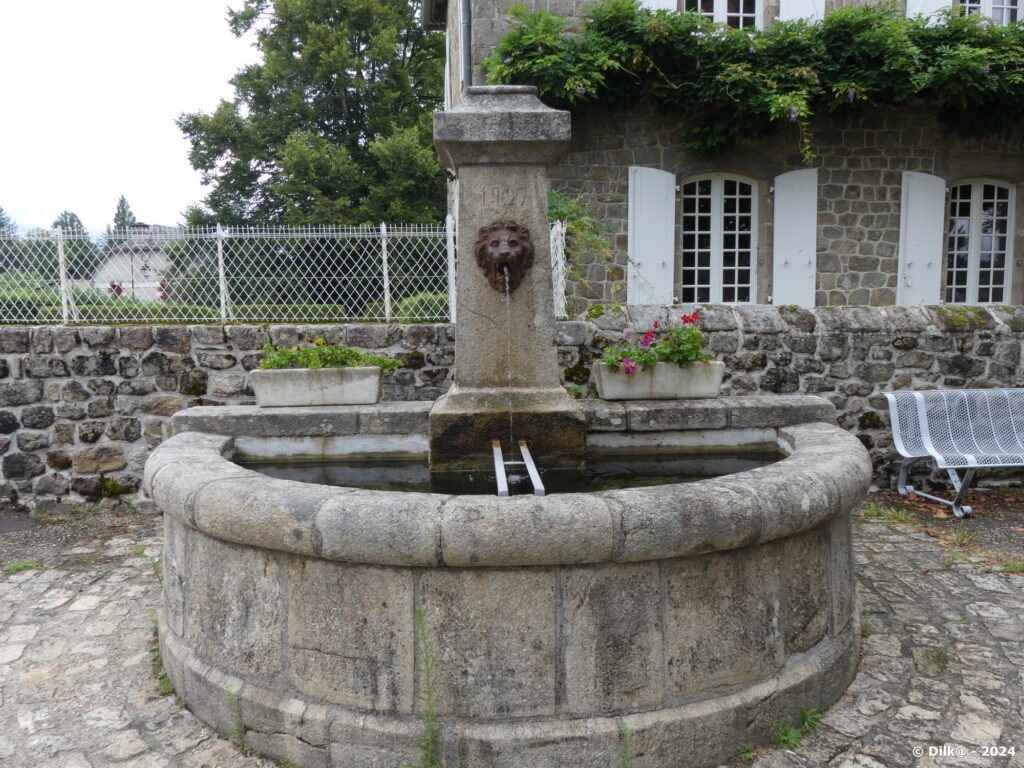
[622,329,631,340]
[640,331,654,348]
[622,358,636,374]
[652,320,660,329]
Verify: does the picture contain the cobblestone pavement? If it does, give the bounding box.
[0,516,1021,767]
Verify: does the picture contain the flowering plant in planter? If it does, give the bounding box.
[600,311,711,373]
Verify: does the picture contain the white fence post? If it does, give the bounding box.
[445,214,457,323]
[550,220,567,318]
[380,223,393,323]
[216,225,231,322]
[54,227,71,324]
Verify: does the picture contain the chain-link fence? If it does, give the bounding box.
[0,220,456,324]
[0,217,568,325]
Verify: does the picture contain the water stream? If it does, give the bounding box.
[501,265,514,462]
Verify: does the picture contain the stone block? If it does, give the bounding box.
[106,417,142,442]
[316,490,442,566]
[77,422,104,443]
[2,452,44,479]
[81,327,115,348]
[52,328,79,352]
[154,327,191,353]
[16,431,49,451]
[196,352,236,370]
[211,373,250,397]
[776,527,828,654]
[23,356,69,378]
[244,732,327,768]
[0,411,16,434]
[140,394,184,416]
[27,328,50,353]
[442,494,612,567]
[826,513,856,636]
[560,563,663,713]
[178,369,208,396]
[419,568,557,717]
[0,328,29,352]
[226,325,266,350]
[117,326,153,351]
[192,474,332,557]
[452,718,620,767]
[86,398,114,418]
[355,402,431,434]
[287,559,414,712]
[664,546,782,699]
[71,353,117,377]
[33,473,68,496]
[328,711,422,768]
[624,400,728,431]
[0,381,43,406]
[72,445,126,473]
[191,325,226,345]
[20,405,54,429]
[162,514,188,637]
[184,533,285,680]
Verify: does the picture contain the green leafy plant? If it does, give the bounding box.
[259,338,401,372]
[620,725,631,768]
[861,504,913,524]
[771,724,803,749]
[486,1,1024,161]
[404,606,443,768]
[737,743,757,762]
[601,310,711,372]
[3,559,41,575]
[799,706,823,735]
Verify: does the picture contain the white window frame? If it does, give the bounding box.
[961,0,1022,25]
[683,0,764,29]
[680,173,759,304]
[944,178,1016,305]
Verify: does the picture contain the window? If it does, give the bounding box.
[684,0,761,28]
[945,181,1014,304]
[681,175,758,303]
[962,0,1021,24]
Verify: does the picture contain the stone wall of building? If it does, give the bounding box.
[0,307,1020,508]
[549,107,1024,309]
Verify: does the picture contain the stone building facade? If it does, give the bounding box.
[427,0,1024,310]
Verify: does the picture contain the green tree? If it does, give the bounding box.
[0,206,15,235]
[178,0,445,226]
[51,211,102,279]
[113,196,137,231]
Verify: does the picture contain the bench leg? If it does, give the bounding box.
[947,468,975,518]
[898,458,975,518]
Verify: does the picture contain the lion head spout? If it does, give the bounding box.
[473,221,535,295]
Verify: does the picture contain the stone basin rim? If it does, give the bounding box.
[144,421,871,568]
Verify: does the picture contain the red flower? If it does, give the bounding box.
[652,320,660,329]
[681,311,699,325]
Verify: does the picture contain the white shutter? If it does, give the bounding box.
[771,168,818,308]
[897,171,945,306]
[906,0,949,17]
[628,166,676,305]
[778,0,822,21]
[638,0,678,9]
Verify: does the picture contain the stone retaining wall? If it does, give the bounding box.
[0,303,1019,506]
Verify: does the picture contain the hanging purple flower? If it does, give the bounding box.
[983,64,991,75]
[575,85,587,95]
[847,87,856,102]
[789,106,799,123]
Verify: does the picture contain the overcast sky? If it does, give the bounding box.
[0,1,259,233]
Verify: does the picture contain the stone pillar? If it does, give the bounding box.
[429,86,585,469]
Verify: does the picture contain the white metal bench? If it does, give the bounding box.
[885,389,1024,518]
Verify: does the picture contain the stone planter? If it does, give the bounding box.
[250,367,382,407]
[594,360,725,400]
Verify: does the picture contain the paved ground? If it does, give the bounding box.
[0,507,1021,767]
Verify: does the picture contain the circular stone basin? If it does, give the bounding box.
[147,417,870,768]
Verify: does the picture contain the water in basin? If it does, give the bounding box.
[240,451,780,495]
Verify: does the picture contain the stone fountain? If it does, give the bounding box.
[146,86,870,767]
